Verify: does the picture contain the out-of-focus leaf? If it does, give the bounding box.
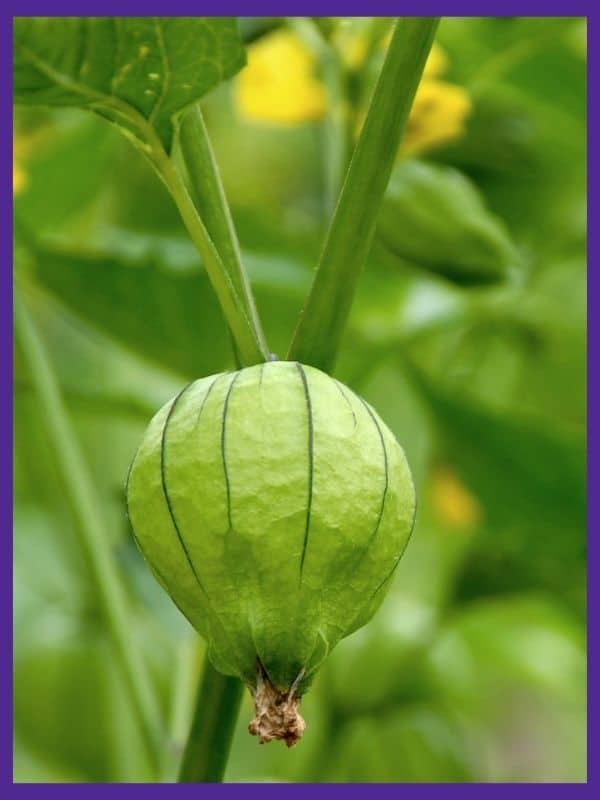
[398,255,586,428]
[13,739,87,783]
[439,18,583,95]
[14,17,245,151]
[326,597,436,716]
[27,232,312,379]
[14,632,153,782]
[426,595,586,781]
[13,289,183,558]
[346,261,470,360]
[436,18,585,257]
[441,83,585,256]
[438,17,585,143]
[320,499,475,722]
[13,507,92,642]
[16,379,157,422]
[325,707,472,782]
[14,111,119,235]
[378,160,519,286]
[238,17,283,43]
[14,506,178,782]
[13,508,147,781]
[510,257,586,425]
[430,595,585,701]
[29,238,232,378]
[408,364,586,609]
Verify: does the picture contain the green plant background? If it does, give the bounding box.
[13,16,586,782]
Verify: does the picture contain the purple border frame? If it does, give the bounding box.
[4,2,592,795]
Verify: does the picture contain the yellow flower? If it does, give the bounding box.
[350,40,470,154]
[13,161,27,194]
[340,33,368,70]
[394,42,470,154]
[431,466,482,531]
[234,28,471,154]
[235,30,326,125]
[422,43,449,79]
[401,79,472,156]
[333,19,370,69]
[13,124,54,195]
[13,133,31,195]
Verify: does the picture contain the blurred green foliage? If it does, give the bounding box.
[13,16,585,782]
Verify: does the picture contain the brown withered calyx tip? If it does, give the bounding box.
[248,663,306,748]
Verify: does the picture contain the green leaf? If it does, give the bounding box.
[26,233,310,379]
[14,288,164,768]
[325,708,472,782]
[408,364,586,609]
[14,510,174,782]
[14,738,88,783]
[426,595,586,781]
[378,160,518,285]
[15,629,149,781]
[429,595,585,703]
[14,17,245,151]
[435,18,585,257]
[326,596,435,718]
[30,239,232,378]
[14,19,270,367]
[398,255,586,427]
[16,379,159,424]
[14,110,120,235]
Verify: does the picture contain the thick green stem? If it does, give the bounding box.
[14,286,162,774]
[178,664,244,782]
[176,105,270,360]
[288,17,440,371]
